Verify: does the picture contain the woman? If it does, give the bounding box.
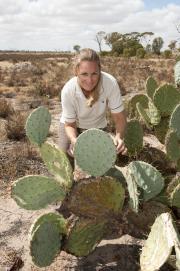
[59,48,127,156]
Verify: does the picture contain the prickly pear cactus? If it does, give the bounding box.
[12,175,66,210]
[140,213,175,271]
[30,213,67,267]
[65,217,107,256]
[136,102,152,129]
[174,60,180,87]
[154,117,169,144]
[125,167,139,213]
[153,84,180,116]
[25,106,51,146]
[165,130,180,164]
[126,161,164,202]
[167,176,180,208]
[124,120,143,156]
[146,76,158,100]
[64,176,125,219]
[148,100,161,126]
[74,129,117,176]
[128,94,149,118]
[40,142,73,190]
[169,103,180,139]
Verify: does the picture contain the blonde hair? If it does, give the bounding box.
[73,48,101,107]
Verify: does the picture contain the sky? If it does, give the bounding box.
[0,0,180,51]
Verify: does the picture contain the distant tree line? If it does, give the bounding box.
[73,30,180,58]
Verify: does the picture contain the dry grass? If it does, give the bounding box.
[0,98,14,118]
[6,111,27,140]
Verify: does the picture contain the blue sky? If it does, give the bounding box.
[0,0,180,51]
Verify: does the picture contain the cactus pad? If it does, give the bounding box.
[136,102,152,129]
[154,117,169,144]
[125,167,139,213]
[65,217,106,256]
[74,129,116,176]
[148,100,161,125]
[30,214,66,267]
[153,84,180,116]
[124,120,143,156]
[169,103,180,139]
[25,106,51,146]
[65,176,125,218]
[174,61,180,87]
[146,76,158,100]
[12,175,66,210]
[128,94,149,118]
[126,161,164,201]
[167,176,180,208]
[30,213,67,236]
[140,213,174,271]
[40,142,73,190]
[165,130,180,163]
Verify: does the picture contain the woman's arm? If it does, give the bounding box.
[64,121,78,146]
[111,110,127,154]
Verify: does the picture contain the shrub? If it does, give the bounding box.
[6,111,27,140]
[136,48,146,59]
[0,98,14,118]
[163,50,172,59]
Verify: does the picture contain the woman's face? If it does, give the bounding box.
[77,61,100,92]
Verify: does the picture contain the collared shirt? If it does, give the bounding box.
[60,71,124,129]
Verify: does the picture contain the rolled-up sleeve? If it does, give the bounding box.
[108,79,124,113]
[61,87,76,123]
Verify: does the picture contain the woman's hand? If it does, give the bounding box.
[113,135,127,155]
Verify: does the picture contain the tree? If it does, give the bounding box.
[95,31,106,52]
[168,40,177,51]
[73,45,81,53]
[104,32,122,49]
[152,37,164,55]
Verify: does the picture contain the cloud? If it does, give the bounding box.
[0,0,180,51]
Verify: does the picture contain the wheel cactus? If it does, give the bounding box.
[146,76,158,100]
[174,60,180,87]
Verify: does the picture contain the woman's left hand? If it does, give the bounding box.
[113,135,127,155]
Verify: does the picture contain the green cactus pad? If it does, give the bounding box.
[74,129,116,176]
[30,218,64,267]
[146,76,158,100]
[165,130,180,163]
[25,106,51,146]
[169,103,180,139]
[128,94,149,118]
[167,176,180,208]
[125,167,139,213]
[174,61,180,87]
[140,213,174,271]
[66,176,125,218]
[136,102,152,129]
[65,218,106,256]
[153,84,180,116]
[154,117,169,144]
[12,175,66,210]
[124,120,143,156]
[126,161,164,201]
[40,142,73,190]
[105,166,126,186]
[30,212,67,236]
[148,100,161,126]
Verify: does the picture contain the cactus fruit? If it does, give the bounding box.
[30,213,67,267]
[146,76,158,100]
[65,217,106,256]
[126,161,164,202]
[128,94,149,118]
[12,175,66,210]
[136,102,152,129]
[25,106,51,146]
[40,142,73,190]
[174,61,180,87]
[140,213,177,271]
[154,117,169,144]
[74,129,117,176]
[169,103,180,139]
[165,130,180,163]
[65,176,125,219]
[153,84,180,116]
[124,120,143,156]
